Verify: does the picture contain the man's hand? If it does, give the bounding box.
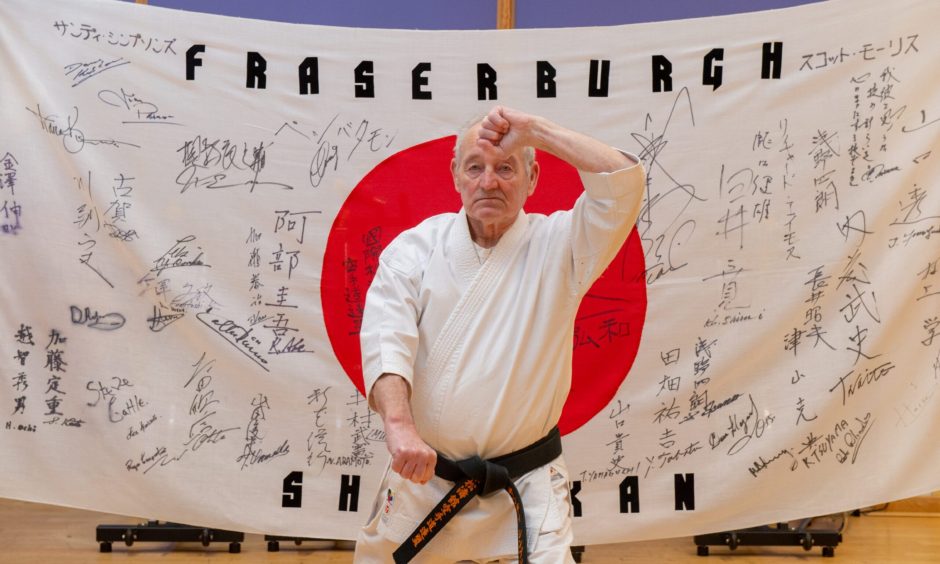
[385,419,437,485]
[476,105,634,174]
[477,105,538,158]
[371,373,437,484]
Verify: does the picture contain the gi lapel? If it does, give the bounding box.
[424,209,529,444]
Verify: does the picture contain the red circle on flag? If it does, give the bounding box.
[322,136,647,434]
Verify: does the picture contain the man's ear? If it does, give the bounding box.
[451,158,459,193]
[527,160,540,196]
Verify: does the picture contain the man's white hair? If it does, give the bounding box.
[452,114,536,176]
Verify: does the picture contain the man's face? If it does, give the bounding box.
[451,124,539,240]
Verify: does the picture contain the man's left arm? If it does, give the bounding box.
[477,105,638,173]
[479,106,646,290]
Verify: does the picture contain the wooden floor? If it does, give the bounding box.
[1,498,937,563]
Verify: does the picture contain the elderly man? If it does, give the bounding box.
[355,106,645,563]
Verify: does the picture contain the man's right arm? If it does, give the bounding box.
[361,234,437,485]
[371,373,436,484]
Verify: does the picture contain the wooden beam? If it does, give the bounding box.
[497,0,514,29]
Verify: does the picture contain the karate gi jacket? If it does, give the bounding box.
[360,157,645,559]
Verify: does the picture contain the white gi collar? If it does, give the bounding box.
[451,208,529,286]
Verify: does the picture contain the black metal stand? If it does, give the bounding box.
[571,544,586,562]
[693,517,843,557]
[96,520,244,553]
[263,534,352,551]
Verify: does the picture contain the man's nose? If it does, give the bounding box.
[480,168,499,189]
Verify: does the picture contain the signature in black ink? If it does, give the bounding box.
[837,413,874,465]
[269,335,314,355]
[195,308,270,372]
[150,235,210,275]
[828,361,895,405]
[70,305,125,330]
[237,394,289,469]
[104,222,139,241]
[175,136,292,193]
[185,412,240,452]
[276,113,396,189]
[98,87,181,125]
[860,162,901,183]
[682,390,742,424]
[146,304,184,332]
[86,376,133,408]
[107,394,148,424]
[25,104,140,154]
[183,354,239,451]
[631,88,704,284]
[43,416,85,428]
[125,445,185,474]
[126,413,158,440]
[306,387,332,471]
[309,139,339,188]
[716,394,774,455]
[247,311,270,327]
[64,57,130,87]
[748,448,796,478]
[646,441,703,475]
[85,375,149,424]
[171,282,221,311]
[797,413,874,470]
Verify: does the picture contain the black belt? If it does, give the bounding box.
[393,427,563,564]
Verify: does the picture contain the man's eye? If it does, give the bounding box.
[498,164,513,175]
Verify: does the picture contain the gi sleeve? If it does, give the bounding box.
[567,151,646,293]
[360,236,423,409]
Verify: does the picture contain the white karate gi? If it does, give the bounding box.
[355,157,645,563]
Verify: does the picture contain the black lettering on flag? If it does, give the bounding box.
[703,48,724,91]
[299,57,319,95]
[338,473,361,512]
[537,61,556,98]
[412,62,432,100]
[762,42,783,79]
[477,63,498,100]
[355,61,375,98]
[652,55,672,93]
[185,44,205,81]
[674,473,695,511]
[246,52,267,89]
[619,475,640,513]
[569,480,582,517]
[589,59,610,97]
[282,471,303,508]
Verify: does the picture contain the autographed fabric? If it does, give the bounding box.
[0,0,938,546]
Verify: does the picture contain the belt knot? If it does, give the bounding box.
[455,456,511,497]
